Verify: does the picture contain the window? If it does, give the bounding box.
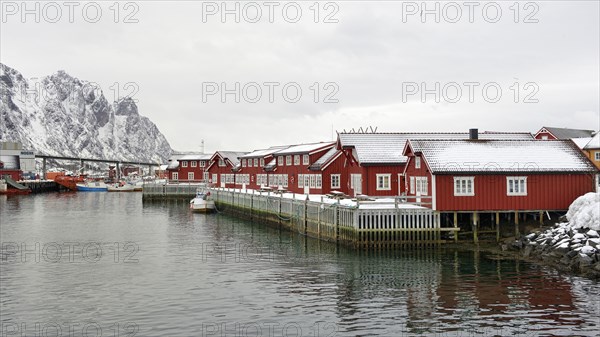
[541,135,548,140]
[453,177,475,196]
[181,161,188,168]
[376,174,391,191]
[415,156,421,169]
[415,176,428,195]
[218,159,225,167]
[188,172,194,180]
[304,175,310,188]
[298,174,304,188]
[409,176,415,194]
[254,158,258,167]
[309,175,316,188]
[278,156,283,166]
[595,152,600,161]
[260,158,265,167]
[242,159,247,167]
[286,155,292,166]
[507,176,527,196]
[203,172,209,181]
[200,161,206,167]
[212,174,217,183]
[191,161,197,167]
[331,174,340,189]
[294,155,300,165]
[303,154,309,165]
[316,175,322,189]
[172,172,178,180]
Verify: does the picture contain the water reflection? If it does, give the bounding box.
[0,194,598,336]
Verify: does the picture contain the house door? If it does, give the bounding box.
[351,174,362,196]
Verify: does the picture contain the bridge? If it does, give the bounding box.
[36,154,161,179]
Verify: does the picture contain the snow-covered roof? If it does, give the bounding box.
[571,137,593,150]
[240,146,289,159]
[338,132,533,165]
[274,142,334,155]
[178,153,212,161]
[539,127,595,139]
[264,158,276,171]
[309,147,339,170]
[167,160,179,170]
[407,139,598,173]
[217,151,248,166]
[584,133,600,150]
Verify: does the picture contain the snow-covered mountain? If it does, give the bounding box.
[0,63,172,164]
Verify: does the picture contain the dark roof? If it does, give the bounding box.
[541,127,595,139]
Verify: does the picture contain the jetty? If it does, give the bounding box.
[143,184,456,248]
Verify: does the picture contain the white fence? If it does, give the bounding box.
[210,188,442,248]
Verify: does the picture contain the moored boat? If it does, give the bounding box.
[76,181,108,192]
[107,183,136,192]
[190,189,215,213]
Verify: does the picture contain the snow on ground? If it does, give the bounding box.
[212,187,426,210]
[566,192,600,231]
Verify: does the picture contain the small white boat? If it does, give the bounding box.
[76,181,108,192]
[190,189,215,213]
[107,183,136,192]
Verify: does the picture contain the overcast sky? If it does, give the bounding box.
[1,1,598,153]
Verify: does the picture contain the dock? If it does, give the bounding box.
[143,184,455,248]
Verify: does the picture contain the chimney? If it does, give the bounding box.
[469,128,478,140]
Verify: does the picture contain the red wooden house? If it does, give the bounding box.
[265,142,335,194]
[206,151,248,187]
[165,153,212,181]
[237,145,289,190]
[336,131,534,197]
[402,138,598,213]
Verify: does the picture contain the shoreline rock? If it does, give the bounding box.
[510,193,600,280]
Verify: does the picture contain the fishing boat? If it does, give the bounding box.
[189,189,215,213]
[76,181,108,192]
[107,182,136,192]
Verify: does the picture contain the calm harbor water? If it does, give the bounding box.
[1,193,599,337]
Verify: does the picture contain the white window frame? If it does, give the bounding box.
[218,159,225,167]
[331,174,340,189]
[303,154,309,165]
[191,161,197,167]
[212,173,217,183]
[260,158,265,167]
[200,161,206,167]
[242,159,247,167]
[507,176,528,196]
[172,172,179,180]
[595,152,600,161]
[415,156,421,169]
[278,156,283,166]
[253,158,258,167]
[188,172,194,180]
[316,175,322,189]
[409,176,415,194]
[453,177,475,196]
[541,135,548,140]
[181,161,188,168]
[376,174,391,191]
[294,155,300,165]
[298,174,304,188]
[285,155,292,166]
[415,176,428,195]
[203,172,209,181]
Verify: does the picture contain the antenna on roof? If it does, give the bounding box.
[201,140,205,154]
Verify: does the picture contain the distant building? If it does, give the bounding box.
[534,126,595,140]
[0,142,36,179]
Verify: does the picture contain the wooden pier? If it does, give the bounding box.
[209,188,450,249]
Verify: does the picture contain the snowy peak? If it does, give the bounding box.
[0,63,172,164]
